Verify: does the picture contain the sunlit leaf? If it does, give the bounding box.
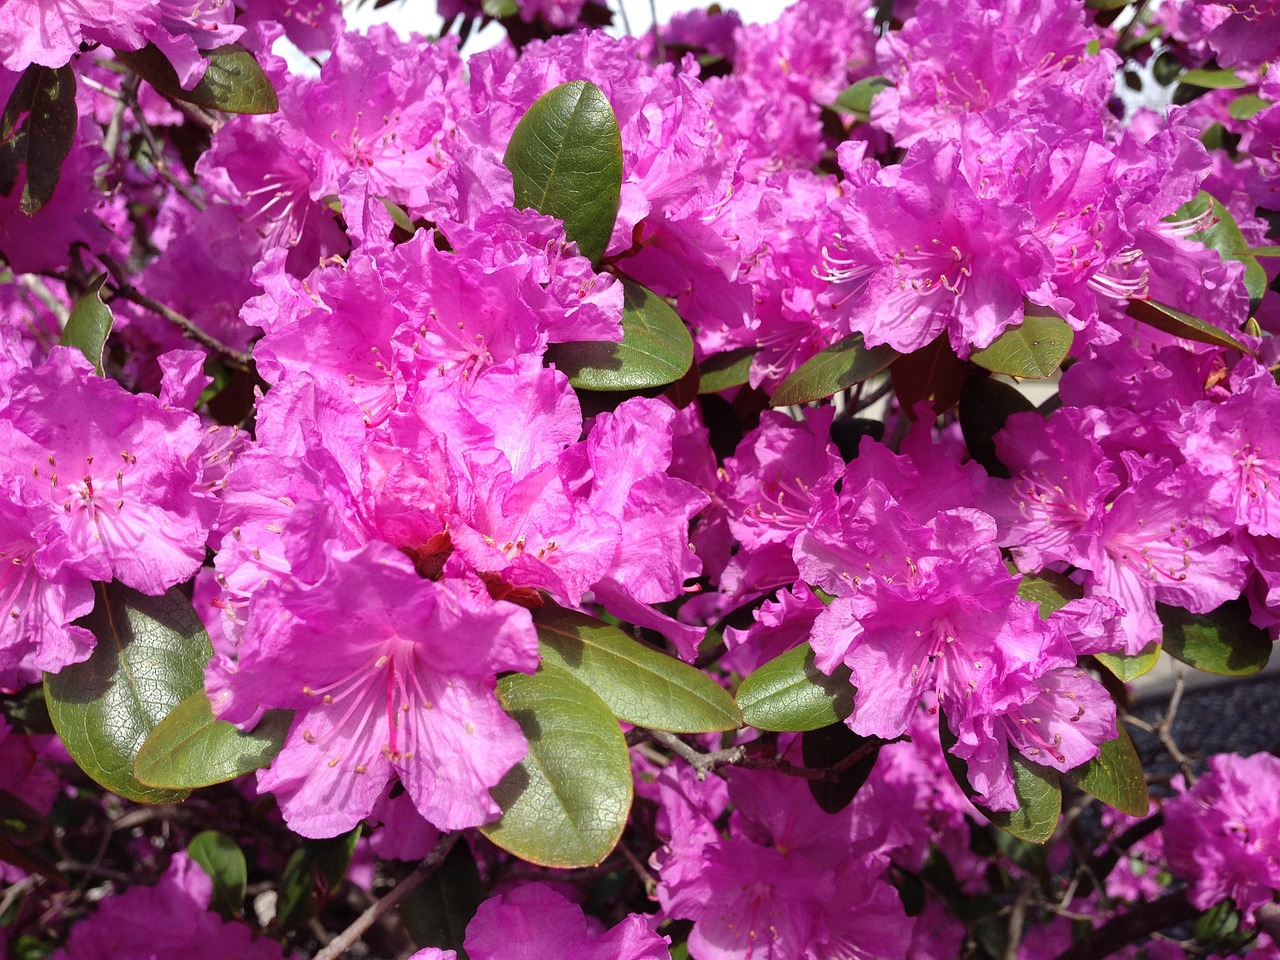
[1126,298,1250,353]
[969,310,1073,379]
[60,274,114,376]
[115,43,278,115]
[770,333,899,406]
[1159,598,1273,677]
[1064,726,1149,817]
[736,643,854,733]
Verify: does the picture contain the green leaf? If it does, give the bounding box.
[801,722,881,814]
[1228,93,1269,120]
[503,80,622,264]
[60,274,114,376]
[275,827,361,932]
[736,643,854,733]
[482,0,519,16]
[546,279,693,391]
[1064,726,1149,817]
[969,309,1074,379]
[1085,0,1131,9]
[770,333,900,406]
[829,76,892,122]
[114,43,278,115]
[188,831,247,920]
[1016,570,1083,619]
[1243,246,1280,257]
[1094,643,1161,682]
[1159,598,1273,676]
[1126,298,1250,353]
[533,603,741,733]
[959,376,1036,479]
[481,665,632,868]
[133,687,290,790]
[698,346,756,394]
[401,840,485,958]
[1179,67,1248,89]
[44,582,212,804]
[0,64,78,215]
[1177,191,1269,308]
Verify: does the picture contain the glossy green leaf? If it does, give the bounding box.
[503,80,622,264]
[770,333,900,406]
[546,279,693,391]
[481,665,632,867]
[959,376,1036,478]
[1016,569,1083,619]
[1179,67,1248,89]
[1064,726,1149,817]
[275,827,360,932]
[133,687,290,790]
[941,718,1061,843]
[1126,298,1250,353]
[60,274,114,376]
[401,840,484,959]
[533,603,741,733]
[1177,191,1269,308]
[698,346,756,394]
[736,643,854,733]
[1243,246,1280,257]
[114,43,278,115]
[830,76,892,122]
[188,831,247,920]
[970,310,1074,379]
[0,64,77,215]
[44,583,211,804]
[801,722,881,814]
[1159,598,1273,677]
[1094,643,1161,682]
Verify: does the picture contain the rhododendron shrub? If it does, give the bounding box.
[2,0,1280,956]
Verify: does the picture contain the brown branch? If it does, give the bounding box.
[1054,889,1197,960]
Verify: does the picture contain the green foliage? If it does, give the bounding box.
[959,376,1036,478]
[402,841,486,958]
[1064,727,1150,817]
[503,80,623,265]
[1177,191,1269,309]
[482,665,633,867]
[969,309,1073,379]
[697,347,756,394]
[546,279,694,390]
[770,333,899,406]
[830,76,892,122]
[1094,643,1161,682]
[533,602,741,733]
[275,827,361,932]
[188,831,248,920]
[1126,298,1250,353]
[801,722,881,814]
[60,275,114,376]
[0,64,78,215]
[1179,67,1248,89]
[1015,569,1083,619]
[44,582,212,804]
[736,643,854,732]
[115,43,279,115]
[1159,598,1273,676]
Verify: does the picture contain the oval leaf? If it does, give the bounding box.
[770,333,900,406]
[1179,67,1248,89]
[736,643,854,733]
[891,334,970,417]
[1178,191,1269,308]
[801,722,881,814]
[114,43,278,115]
[546,279,693,391]
[1158,598,1273,677]
[275,827,361,932]
[533,603,741,733]
[1064,727,1149,817]
[60,274,114,376]
[401,840,485,957]
[44,582,211,804]
[481,665,632,868]
[188,830,247,920]
[134,688,290,790]
[829,76,892,122]
[1126,298,1250,353]
[0,64,77,215]
[502,79,622,264]
[1094,643,1161,682]
[960,377,1036,478]
[1016,569,1083,619]
[970,310,1074,379]
[698,346,756,394]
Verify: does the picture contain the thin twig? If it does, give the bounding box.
[312,832,459,960]
[130,100,207,211]
[617,843,657,897]
[647,730,745,779]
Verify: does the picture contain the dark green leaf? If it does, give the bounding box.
[736,643,854,733]
[829,76,892,122]
[0,790,47,844]
[969,309,1074,379]
[275,827,361,932]
[44,582,211,804]
[188,830,247,920]
[698,347,756,394]
[114,43,278,115]
[1192,898,1254,953]
[546,279,693,391]
[0,64,77,215]
[1177,191,1269,308]
[959,376,1036,478]
[1094,643,1161,682]
[1179,67,1248,89]
[60,274,114,376]
[1159,598,1273,676]
[770,333,899,406]
[503,80,622,264]
[481,665,632,867]
[1126,298,1250,353]
[533,603,740,733]
[133,687,290,789]
[401,840,484,958]
[1064,727,1149,817]
[1016,570,1083,619]
[801,722,881,814]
